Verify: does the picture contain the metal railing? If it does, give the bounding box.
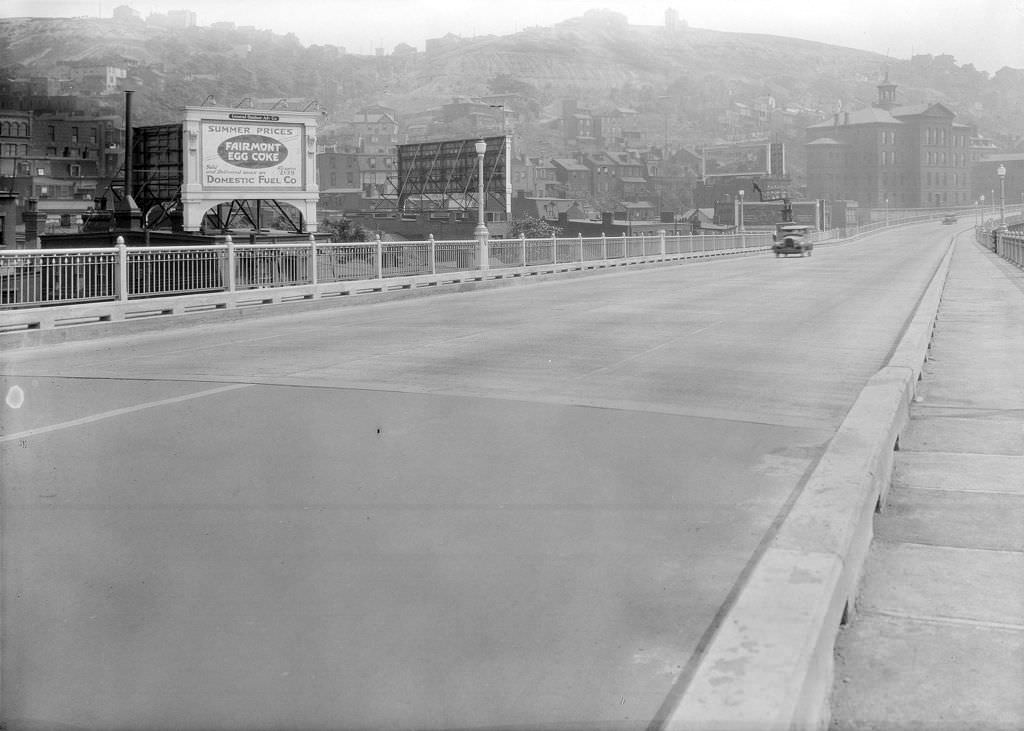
[995,229,1024,268]
[4,205,999,312]
[0,231,770,310]
[975,211,1024,269]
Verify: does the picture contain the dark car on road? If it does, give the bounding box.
[772,224,813,257]
[942,215,958,225]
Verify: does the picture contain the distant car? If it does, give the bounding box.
[942,215,958,224]
[771,224,813,257]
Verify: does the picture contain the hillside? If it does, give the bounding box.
[2,10,1023,148]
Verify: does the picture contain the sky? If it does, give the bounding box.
[6,0,1024,74]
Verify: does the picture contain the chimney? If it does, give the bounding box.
[22,197,47,249]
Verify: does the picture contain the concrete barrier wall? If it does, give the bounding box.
[663,237,955,730]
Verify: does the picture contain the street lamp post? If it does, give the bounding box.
[885,197,889,227]
[738,189,745,232]
[474,139,489,269]
[997,163,1006,228]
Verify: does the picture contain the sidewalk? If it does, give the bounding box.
[830,237,1024,729]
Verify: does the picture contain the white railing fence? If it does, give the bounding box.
[3,206,1011,333]
[975,211,1024,269]
[0,231,771,311]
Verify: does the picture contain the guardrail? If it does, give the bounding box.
[0,231,772,334]
[0,232,766,312]
[974,211,1024,269]
[995,230,1024,268]
[0,208,994,337]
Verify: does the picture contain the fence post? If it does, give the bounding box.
[115,236,128,303]
[578,233,584,264]
[429,234,436,275]
[374,234,383,279]
[477,227,490,271]
[520,234,527,267]
[309,233,318,286]
[551,234,557,265]
[659,229,666,257]
[226,235,236,292]
[601,232,607,260]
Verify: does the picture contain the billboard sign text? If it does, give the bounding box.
[202,119,303,189]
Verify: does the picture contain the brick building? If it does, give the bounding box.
[805,76,974,208]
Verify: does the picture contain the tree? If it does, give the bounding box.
[507,216,563,238]
[322,216,373,242]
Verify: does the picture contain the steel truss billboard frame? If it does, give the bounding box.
[387,136,511,215]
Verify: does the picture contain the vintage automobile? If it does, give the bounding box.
[771,224,813,257]
[942,215,958,225]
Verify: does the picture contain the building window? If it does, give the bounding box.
[71,127,78,142]
[48,125,56,141]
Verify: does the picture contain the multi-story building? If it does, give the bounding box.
[0,111,32,177]
[352,105,400,154]
[0,110,124,229]
[551,158,592,199]
[31,112,123,178]
[972,153,1024,214]
[317,151,361,192]
[316,150,364,211]
[805,75,973,208]
[63,63,128,96]
[356,151,396,200]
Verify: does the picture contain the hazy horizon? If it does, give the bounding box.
[5,0,1023,74]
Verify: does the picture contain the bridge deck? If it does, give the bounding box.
[1,223,952,730]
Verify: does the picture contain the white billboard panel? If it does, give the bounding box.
[201,117,304,190]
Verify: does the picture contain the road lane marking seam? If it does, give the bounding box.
[0,383,252,443]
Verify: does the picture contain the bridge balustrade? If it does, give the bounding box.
[0,231,772,310]
[5,205,1009,313]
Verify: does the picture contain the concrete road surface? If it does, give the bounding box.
[0,223,952,730]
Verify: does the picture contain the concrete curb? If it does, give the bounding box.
[662,237,956,730]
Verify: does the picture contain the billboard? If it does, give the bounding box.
[394,136,511,213]
[740,201,822,228]
[201,114,304,190]
[181,106,321,232]
[702,143,771,179]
